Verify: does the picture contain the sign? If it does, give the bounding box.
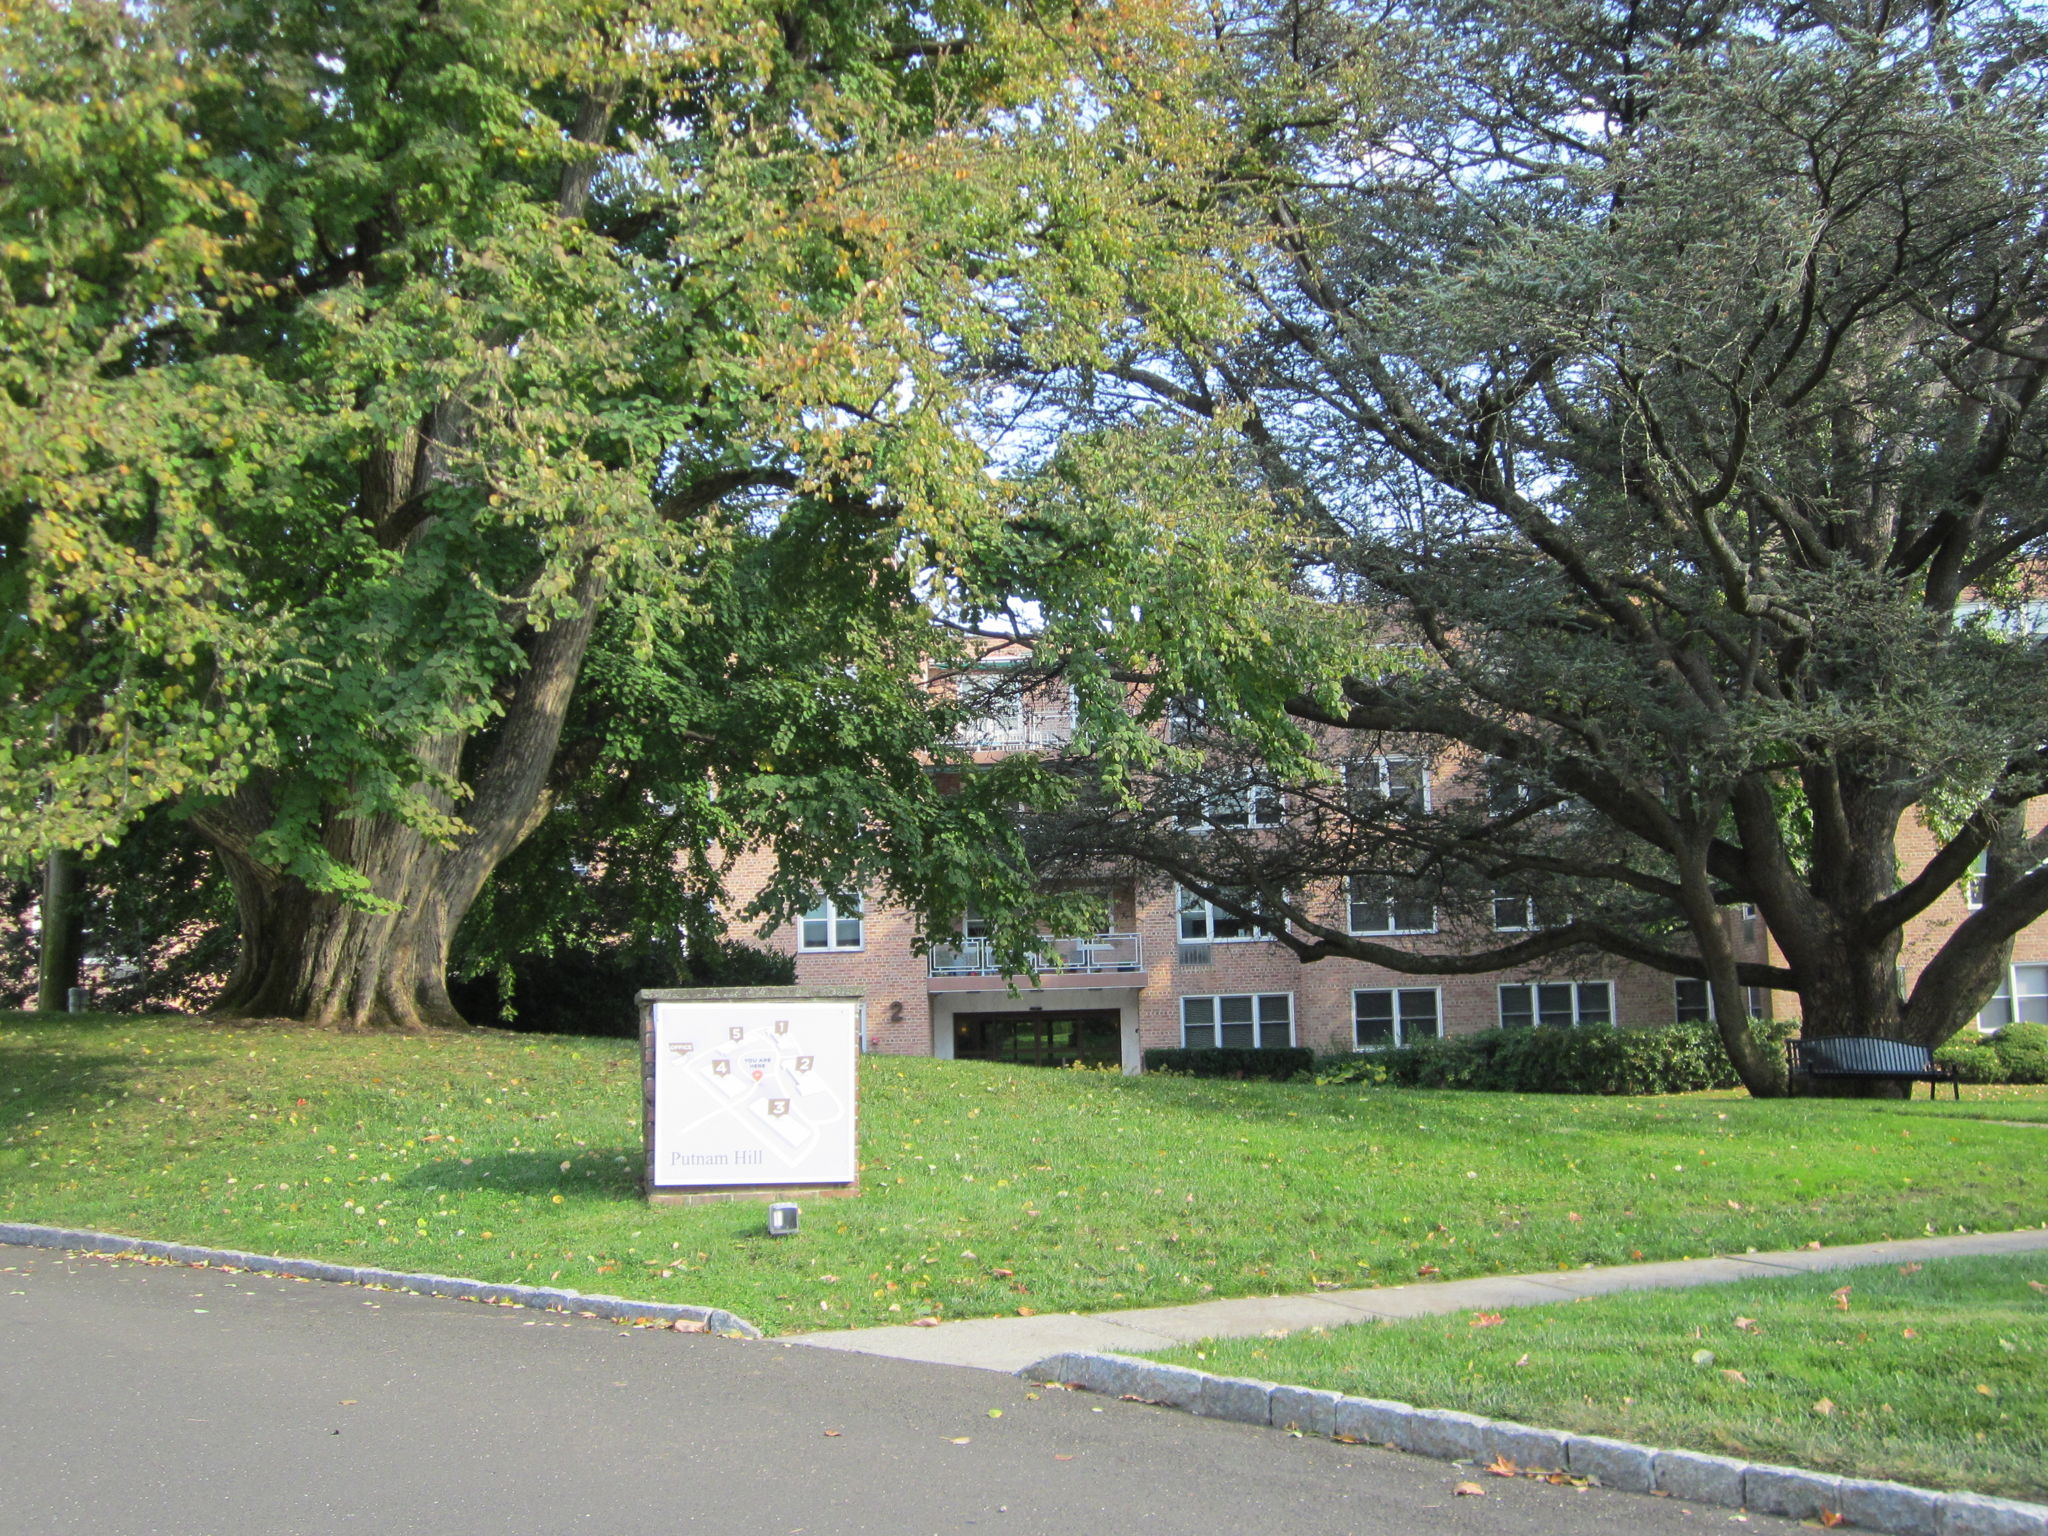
[639,986,862,1200]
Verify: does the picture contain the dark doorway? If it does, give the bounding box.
[952,1009,1123,1068]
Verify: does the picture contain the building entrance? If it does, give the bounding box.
[952,1009,1122,1068]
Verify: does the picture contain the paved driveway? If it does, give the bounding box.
[0,1251,1799,1536]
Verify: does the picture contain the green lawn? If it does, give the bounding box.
[1151,1254,2048,1502]
[4,1014,2045,1335]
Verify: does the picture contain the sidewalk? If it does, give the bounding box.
[790,1224,2048,1373]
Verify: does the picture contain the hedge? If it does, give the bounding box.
[1142,1046,1316,1080]
[1315,1018,1793,1096]
[1935,1021,2048,1085]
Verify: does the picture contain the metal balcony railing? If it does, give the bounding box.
[948,712,1076,752]
[928,933,1142,978]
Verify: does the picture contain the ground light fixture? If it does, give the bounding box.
[767,1202,800,1237]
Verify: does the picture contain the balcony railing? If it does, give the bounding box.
[948,712,1076,753]
[928,933,1143,978]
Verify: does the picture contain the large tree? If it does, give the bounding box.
[0,0,1237,1027]
[981,0,2048,1094]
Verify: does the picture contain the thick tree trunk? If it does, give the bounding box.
[199,568,604,1030]
[1677,844,1787,1097]
[35,846,83,1013]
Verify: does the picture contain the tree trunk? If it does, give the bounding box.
[35,846,83,1013]
[1677,844,1787,1097]
[200,568,604,1030]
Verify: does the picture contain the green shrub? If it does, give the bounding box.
[1316,1019,1790,1096]
[1935,1034,2005,1084]
[1992,1021,2048,1084]
[448,939,795,1037]
[1142,1046,1315,1081]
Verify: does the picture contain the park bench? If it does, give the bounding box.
[1785,1035,1960,1099]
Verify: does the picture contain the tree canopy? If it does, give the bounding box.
[983,0,2048,1094]
[0,0,1246,1026]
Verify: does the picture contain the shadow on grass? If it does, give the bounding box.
[401,1149,642,1200]
[0,1042,214,1138]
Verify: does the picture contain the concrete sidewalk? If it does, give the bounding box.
[791,1224,2048,1373]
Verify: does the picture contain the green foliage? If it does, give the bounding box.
[1995,1022,2048,1085]
[1320,1021,1793,1097]
[1140,1046,1314,1081]
[1940,1024,2048,1086]
[446,939,793,1037]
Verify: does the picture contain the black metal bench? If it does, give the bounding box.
[1786,1036,1960,1099]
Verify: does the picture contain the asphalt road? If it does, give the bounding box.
[0,1251,1803,1536]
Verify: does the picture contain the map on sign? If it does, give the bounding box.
[648,996,858,1190]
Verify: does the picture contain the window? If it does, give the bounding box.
[1964,853,1988,910]
[954,665,1025,747]
[1177,885,1275,943]
[1354,988,1441,1048]
[1179,782,1282,831]
[1181,993,1294,1049]
[1347,876,1436,935]
[1979,963,2048,1032]
[1348,755,1430,812]
[1492,886,1541,932]
[1674,978,1713,1022]
[1499,981,1613,1029]
[799,894,863,952]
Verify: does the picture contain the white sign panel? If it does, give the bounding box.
[647,993,859,1192]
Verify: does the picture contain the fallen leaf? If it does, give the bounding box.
[1016,1306,1036,1317]
[1902,1328,1918,1339]
[1485,1455,1518,1477]
[1417,1264,1440,1277]
[1813,1398,1835,1416]
[1513,1353,1532,1367]
[1471,1312,1505,1328]
[987,1409,1003,1419]
[1977,1383,1996,1397]
[949,1436,972,1444]
[1830,1286,1852,1311]
[1727,1200,1742,1210]
[1806,1240,1822,1250]
[1692,1349,1716,1366]
[1453,1481,1487,1497]
[1721,1369,1749,1384]
[2028,1280,2047,1293]
[823,1430,842,1437]
[1734,1316,1761,1333]
[1566,1212,1582,1223]
[671,1318,709,1334]
[339,1400,357,1406]
[1054,1454,1074,1461]
[911,1317,940,1327]
[1818,1510,1848,1528]
[1898,1263,1923,1276]
[991,1268,1015,1278]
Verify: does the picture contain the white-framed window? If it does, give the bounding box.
[1980,963,2048,1032]
[1492,886,1542,932]
[1353,987,1441,1048]
[799,894,864,952]
[1181,993,1294,1049]
[1499,980,1613,1029]
[1964,852,1988,910]
[1176,885,1276,943]
[1674,977,1714,1022]
[1348,755,1430,812]
[1179,782,1283,831]
[1347,876,1436,935]
[1744,985,1771,1022]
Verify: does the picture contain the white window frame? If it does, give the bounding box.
[1176,885,1278,943]
[799,894,864,952]
[1492,887,1540,932]
[1180,782,1283,832]
[1179,992,1295,1050]
[1498,980,1614,1029]
[1964,852,1988,911]
[1346,875,1436,936]
[1347,755,1431,813]
[1979,962,2048,1032]
[1353,987,1442,1049]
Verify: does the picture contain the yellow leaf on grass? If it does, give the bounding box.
[1813,1398,1835,1416]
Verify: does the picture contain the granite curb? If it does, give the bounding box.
[0,1221,761,1337]
[1019,1350,2047,1536]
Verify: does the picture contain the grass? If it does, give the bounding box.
[3,1013,2046,1336]
[1149,1254,2048,1502]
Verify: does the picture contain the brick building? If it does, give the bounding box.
[731,674,2048,1071]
